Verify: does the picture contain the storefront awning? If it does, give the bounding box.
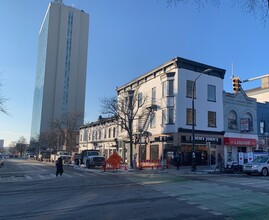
[224,137,256,146]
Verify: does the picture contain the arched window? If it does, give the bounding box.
[245,112,253,131]
[228,110,238,130]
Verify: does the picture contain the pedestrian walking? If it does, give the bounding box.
[217,153,223,170]
[175,153,180,170]
[56,157,63,177]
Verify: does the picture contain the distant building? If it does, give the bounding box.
[256,102,269,151]
[246,76,269,103]
[0,139,4,148]
[79,116,119,157]
[223,90,257,166]
[30,1,89,141]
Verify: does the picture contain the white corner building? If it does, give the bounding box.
[116,57,226,166]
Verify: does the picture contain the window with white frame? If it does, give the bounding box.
[207,84,216,102]
[162,80,174,97]
[150,112,156,128]
[162,108,174,124]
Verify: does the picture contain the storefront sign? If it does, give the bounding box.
[224,137,256,146]
[181,136,221,145]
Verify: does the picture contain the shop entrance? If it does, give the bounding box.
[181,145,215,166]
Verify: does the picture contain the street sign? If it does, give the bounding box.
[106,152,123,169]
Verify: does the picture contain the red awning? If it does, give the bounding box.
[224,137,257,146]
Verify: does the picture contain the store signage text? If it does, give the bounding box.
[181,136,221,144]
[224,137,256,146]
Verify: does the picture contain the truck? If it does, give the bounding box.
[81,150,106,169]
[51,151,72,165]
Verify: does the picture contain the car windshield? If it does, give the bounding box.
[87,152,99,156]
[253,156,269,163]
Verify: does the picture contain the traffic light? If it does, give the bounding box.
[232,77,241,92]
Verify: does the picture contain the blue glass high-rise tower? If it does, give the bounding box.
[30,1,89,141]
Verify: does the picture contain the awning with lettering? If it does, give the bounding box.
[224,137,257,146]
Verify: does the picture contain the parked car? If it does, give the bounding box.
[243,156,269,176]
[0,154,4,167]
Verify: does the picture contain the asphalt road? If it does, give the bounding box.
[1,159,269,219]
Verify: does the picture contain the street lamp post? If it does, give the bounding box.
[191,68,213,172]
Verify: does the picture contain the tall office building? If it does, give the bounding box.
[30,1,89,141]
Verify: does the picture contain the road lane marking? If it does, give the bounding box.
[197,206,210,210]
[209,211,223,216]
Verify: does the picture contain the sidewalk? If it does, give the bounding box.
[121,165,221,176]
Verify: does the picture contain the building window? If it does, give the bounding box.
[207,85,216,102]
[150,113,156,128]
[138,93,143,107]
[108,128,111,138]
[245,112,253,131]
[260,121,265,134]
[208,111,216,127]
[152,87,156,105]
[168,108,174,124]
[150,145,159,160]
[168,80,174,96]
[187,80,195,98]
[162,108,174,124]
[104,129,107,139]
[113,127,116,138]
[138,116,143,131]
[228,110,238,130]
[186,108,196,125]
[99,130,101,140]
[162,80,174,97]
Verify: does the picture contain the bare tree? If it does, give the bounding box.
[166,0,269,23]
[38,128,62,154]
[0,74,7,114]
[15,136,28,157]
[100,87,150,168]
[52,112,83,153]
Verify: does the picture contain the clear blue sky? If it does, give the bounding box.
[0,0,268,147]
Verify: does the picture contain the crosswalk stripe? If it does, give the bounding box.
[25,175,32,180]
[63,173,72,177]
[239,180,269,185]
[38,175,46,179]
[72,172,84,177]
